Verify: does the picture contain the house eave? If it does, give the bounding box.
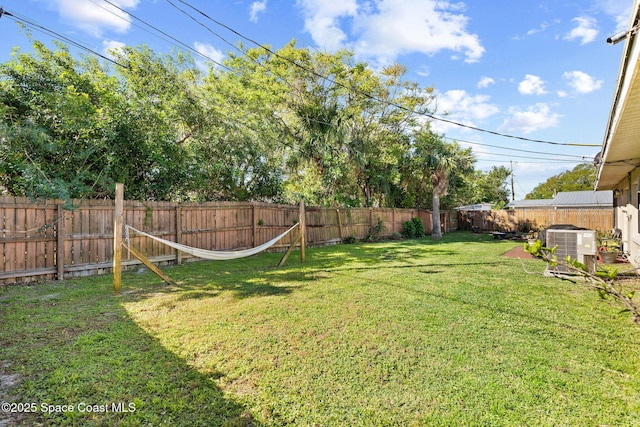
[596,0,640,191]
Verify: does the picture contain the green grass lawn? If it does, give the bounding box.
[1,231,639,426]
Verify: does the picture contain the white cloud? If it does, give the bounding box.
[518,74,547,95]
[297,0,358,51]
[43,0,139,37]
[250,0,267,22]
[102,40,126,57]
[526,22,549,36]
[430,89,499,134]
[499,103,561,135]
[477,76,495,89]
[297,0,484,65]
[594,0,633,31]
[417,66,430,77]
[564,16,598,45]
[562,70,603,94]
[194,42,224,65]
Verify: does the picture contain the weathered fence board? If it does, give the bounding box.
[1,195,443,284]
[457,208,613,233]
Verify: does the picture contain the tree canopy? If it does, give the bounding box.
[0,38,511,209]
[526,163,596,200]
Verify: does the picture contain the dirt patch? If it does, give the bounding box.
[501,245,536,260]
[0,363,24,427]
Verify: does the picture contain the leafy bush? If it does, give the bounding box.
[403,217,425,238]
[402,220,417,238]
[342,236,357,244]
[411,217,425,237]
[365,217,386,242]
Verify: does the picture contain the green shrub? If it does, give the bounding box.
[412,217,425,237]
[402,217,425,238]
[402,220,417,238]
[342,236,357,244]
[365,217,386,242]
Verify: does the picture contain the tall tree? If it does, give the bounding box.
[3,37,489,212]
[0,41,116,200]
[227,41,435,207]
[0,41,204,201]
[448,166,511,209]
[411,130,474,239]
[109,45,204,201]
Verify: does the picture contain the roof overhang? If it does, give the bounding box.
[596,0,640,190]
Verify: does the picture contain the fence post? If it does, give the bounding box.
[336,208,343,240]
[56,202,65,281]
[175,205,182,265]
[252,203,257,248]
[300,200,306,262]
[369,208,374,233]
[392,208,396,234]
[113,183,124,295]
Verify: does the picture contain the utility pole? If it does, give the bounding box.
[510,161,515,201]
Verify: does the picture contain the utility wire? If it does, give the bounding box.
[473,151,586,162]
[0,7,128,69]
[97,0,231,71]
[1,4,595,166]
[444,136,594,159]
[173,0,601,148]
[162,0,301,93]
[476,159,583,164]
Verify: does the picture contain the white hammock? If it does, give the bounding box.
[125,223,299,261]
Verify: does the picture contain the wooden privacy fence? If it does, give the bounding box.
[458,208,613,233]
[0,196,455,285]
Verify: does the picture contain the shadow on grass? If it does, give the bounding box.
[323,261,506,274]
[120,231,517,301]
[0,281,261,427]
[313,230,514,267]
[135,265,319,301]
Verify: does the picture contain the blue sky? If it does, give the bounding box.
[0,0,633,199]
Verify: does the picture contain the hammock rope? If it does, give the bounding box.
[125,223,299,261]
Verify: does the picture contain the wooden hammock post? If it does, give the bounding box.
[113,183,124,295]
[277,200,306,267]
[300,199,306,262]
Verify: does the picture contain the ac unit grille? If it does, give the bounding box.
[545,229,596,274]
[547,232,577,259]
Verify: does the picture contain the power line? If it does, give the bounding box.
[97,0,231,71]
[444,136,593,159]
[0,8,128,69]
[474,153,585,163]
[172,0,601,148]
[1,4,598,170]
[475,159,582,164]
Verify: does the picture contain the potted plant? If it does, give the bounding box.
[597,230,620,264]
[525,230,538,245]
[598,246,619,264]
[524,225,545,245]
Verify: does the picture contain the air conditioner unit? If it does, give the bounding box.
[545,229,597,274]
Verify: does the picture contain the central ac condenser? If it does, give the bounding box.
[545,229,597,274]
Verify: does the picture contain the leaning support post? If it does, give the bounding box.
[113,183,124,295]
[278,230,302,267]
[300,200,306,263]
[123,242,176,286]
